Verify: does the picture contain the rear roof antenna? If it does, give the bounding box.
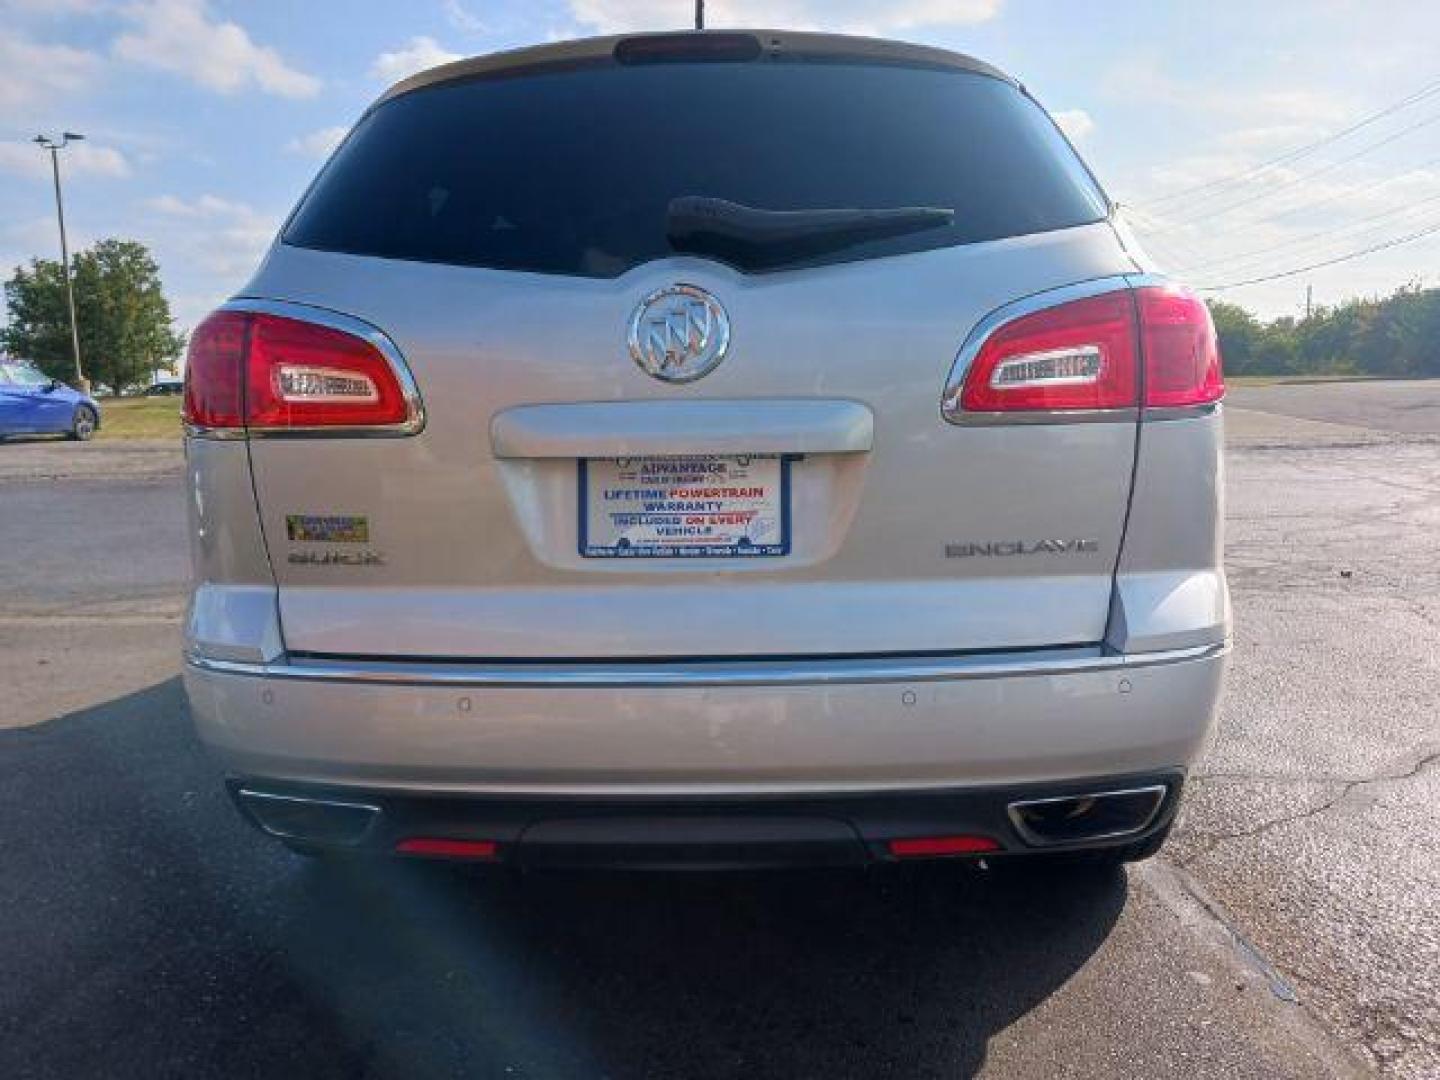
[695,0,704,30]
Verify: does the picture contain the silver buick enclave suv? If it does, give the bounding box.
[182,31,1229,869]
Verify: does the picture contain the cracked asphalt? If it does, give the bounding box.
[1,380,1436,1078]
[1185,382,1440,1077]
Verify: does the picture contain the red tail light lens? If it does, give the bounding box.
[182,308,415,432]
[1136,285,1225,407]
[183,310,248,428]
[958,291,1139,413]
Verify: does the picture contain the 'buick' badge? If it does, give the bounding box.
[627,284,730,383]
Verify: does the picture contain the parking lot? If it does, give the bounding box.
[1,381,1436,1079]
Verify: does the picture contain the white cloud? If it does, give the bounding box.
[167,291,225,335]
[1052,109,1094,142]
[443,0,488,33]
[1216,123,1325,151]
[0,140,130,180]
[1102,56,1346,128]
[1,0,108,11]
[0,33,103,110]
[113,0,320,98]
[371,36,464,84]
[3,215,91,261]
[143,193,279,275]
[146,193,251,217]
[286,125,348,160]
[0,216,100,291]
[569,0,1001,34]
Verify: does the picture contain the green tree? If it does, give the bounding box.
[1208,285,1440,376]
[1296,301,1360,373]
[1383,284,1440,376]
[1253,330,1301,374]
[2,239,185,393]
[1409,290,1440,375]
[1207,300,1263,375]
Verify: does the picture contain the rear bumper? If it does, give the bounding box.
[227,771,1186,868]
[184,642,1227,797]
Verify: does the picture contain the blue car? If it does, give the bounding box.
[0,360,100,440]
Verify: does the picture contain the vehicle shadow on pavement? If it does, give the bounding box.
[0,678,1126,1079]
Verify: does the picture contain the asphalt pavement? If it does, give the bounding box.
[1228,379,1440,436]
[1,381,1436,1078]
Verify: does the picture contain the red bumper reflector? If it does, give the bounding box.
[395,838,499,860]
[888,835,1001,858]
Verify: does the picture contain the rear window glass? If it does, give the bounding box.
[284,60,1108,277]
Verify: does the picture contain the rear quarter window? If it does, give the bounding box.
[284,59,1109,277]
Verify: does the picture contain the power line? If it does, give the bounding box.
[1116,207,1209,268]
[1173,187,1440,273]
[1137,74,1440,209]
[1196,218,1440,290]
[1128,153,1440,275]
[1178,109,1440,225]
[1234,151,1440,230]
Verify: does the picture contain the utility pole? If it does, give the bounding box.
[695,0,704,30]
[1305,283,1313,320]
[33,132,87,392]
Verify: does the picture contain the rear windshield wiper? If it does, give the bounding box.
[666,197,955,268]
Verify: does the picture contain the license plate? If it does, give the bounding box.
[579,454,791,558]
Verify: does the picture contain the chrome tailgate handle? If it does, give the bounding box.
[490,399,874,459]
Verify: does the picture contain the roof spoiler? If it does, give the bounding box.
[374,30,1015,107]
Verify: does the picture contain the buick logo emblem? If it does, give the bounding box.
[627,284,730,383]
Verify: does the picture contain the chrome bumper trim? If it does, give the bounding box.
[186,641,1227,689]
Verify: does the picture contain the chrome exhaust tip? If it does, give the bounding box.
[237,788,382,846]
[1006,784,1168,847]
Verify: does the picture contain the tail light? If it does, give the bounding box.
[945,281,1224,418]
[954,291,1138,414]
[183,304,421,435]
[182,310,247,429]
[1134,285,1225,407]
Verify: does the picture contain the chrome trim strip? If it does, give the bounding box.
[186,641,1228,689]
[953,407,1139,428]
[941,274,1140,426]
[184,297,426,440]
[1142,402,1222,422]
[490,398,874,458]
[182,424,248,440]
[236,788,383,842]
[1006,783,1168,847]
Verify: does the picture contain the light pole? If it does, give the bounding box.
[33,132,87,392]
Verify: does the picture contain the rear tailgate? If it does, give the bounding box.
[244,224,1138,659]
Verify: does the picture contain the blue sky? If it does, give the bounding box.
[3,0,1439,337]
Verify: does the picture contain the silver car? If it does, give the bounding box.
[181,31,1228,869]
